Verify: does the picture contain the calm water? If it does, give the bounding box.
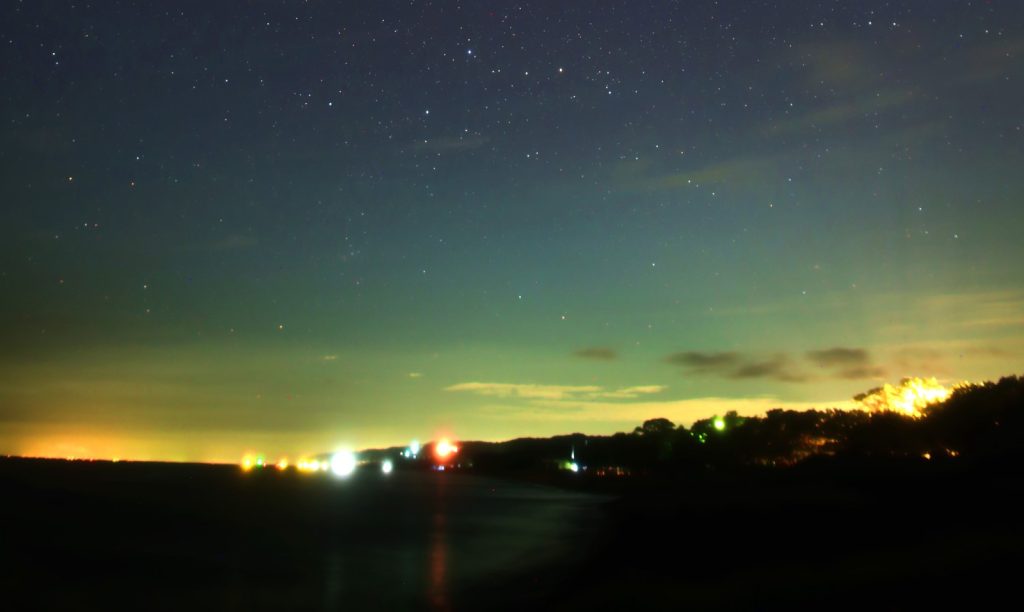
[307,471,607,610]
[3,463,609,611]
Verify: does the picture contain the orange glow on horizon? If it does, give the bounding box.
[854,377,964,417]
[434,438,458,461]
[18,436,145,463]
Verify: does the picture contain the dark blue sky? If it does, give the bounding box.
[2,1,1022,461]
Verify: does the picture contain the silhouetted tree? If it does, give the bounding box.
[640,418,675,435]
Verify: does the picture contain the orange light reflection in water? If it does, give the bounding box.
[429,477,450,612]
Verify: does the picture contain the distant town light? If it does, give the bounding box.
[713,417,726,431]
[381,459,393,474]
[434,438,458,461]
[330,451,357,478]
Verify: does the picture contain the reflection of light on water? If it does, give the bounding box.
[430,512,448,611]
[430,476,450,612]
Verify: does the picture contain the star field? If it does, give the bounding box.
[1,1,1022,461]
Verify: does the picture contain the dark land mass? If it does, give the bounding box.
[3,375,1024,610]
[559,457,1024,610]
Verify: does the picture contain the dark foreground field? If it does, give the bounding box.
[3,457,1023,610]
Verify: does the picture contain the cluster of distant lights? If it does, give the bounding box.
[240,438,455,479]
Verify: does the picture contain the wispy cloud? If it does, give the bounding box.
[445,382,665,401]
[790,40,882,90]
[184,233,259,252]
[764,90,913,136]
[832,365,887,380]
[806,348,870,368]
[665,351,740,372]
[806,347,886,380]
[584,385,667,399]
[476,395,855,426]
[648,157,780,189]
[922,290,1024,331]
[960,38,1024,83]
[665,351,807,383]
[445,382,603,401]
[889,346,949,377]
[446,375,857,427]
[573,347,617,361]
[732,355,808,383]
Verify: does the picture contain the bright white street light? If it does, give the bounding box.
[330,451,357,478]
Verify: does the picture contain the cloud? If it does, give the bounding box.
[612,153,786,193]
[806,347,885,380]
[583,385,667,400]
[445,382,665,401]
[962,346,1013,359]
[445,379,856,429]
[890,347,948,377]
[665,351,740,372]
[922,290,1024,331]
[184,233,259,252]
[478,395,856,426]
[806,348,870,368]
[649,157,781,189]
[765,90,913,136]
[669,347,889,382]
[961,38,1024,83]
[615,385,666,395]
[408,372,424,379]
[833,365,887,380]
[732,355,808,383]
[445,382,603,401]
[666,351,807,382]
[573,347,617,361]
[791,41,878,91]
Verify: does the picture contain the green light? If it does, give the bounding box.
[713,417,726,431]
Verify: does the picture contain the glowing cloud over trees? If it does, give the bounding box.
[853,377,962,417]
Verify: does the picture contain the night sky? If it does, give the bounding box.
[2,1,1022,462]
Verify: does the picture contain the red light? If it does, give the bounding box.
[434,438,458,461]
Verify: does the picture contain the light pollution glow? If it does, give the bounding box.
[853,377,962,418]
[15,377,969,465]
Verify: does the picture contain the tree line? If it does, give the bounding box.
[456,375,1024,474]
